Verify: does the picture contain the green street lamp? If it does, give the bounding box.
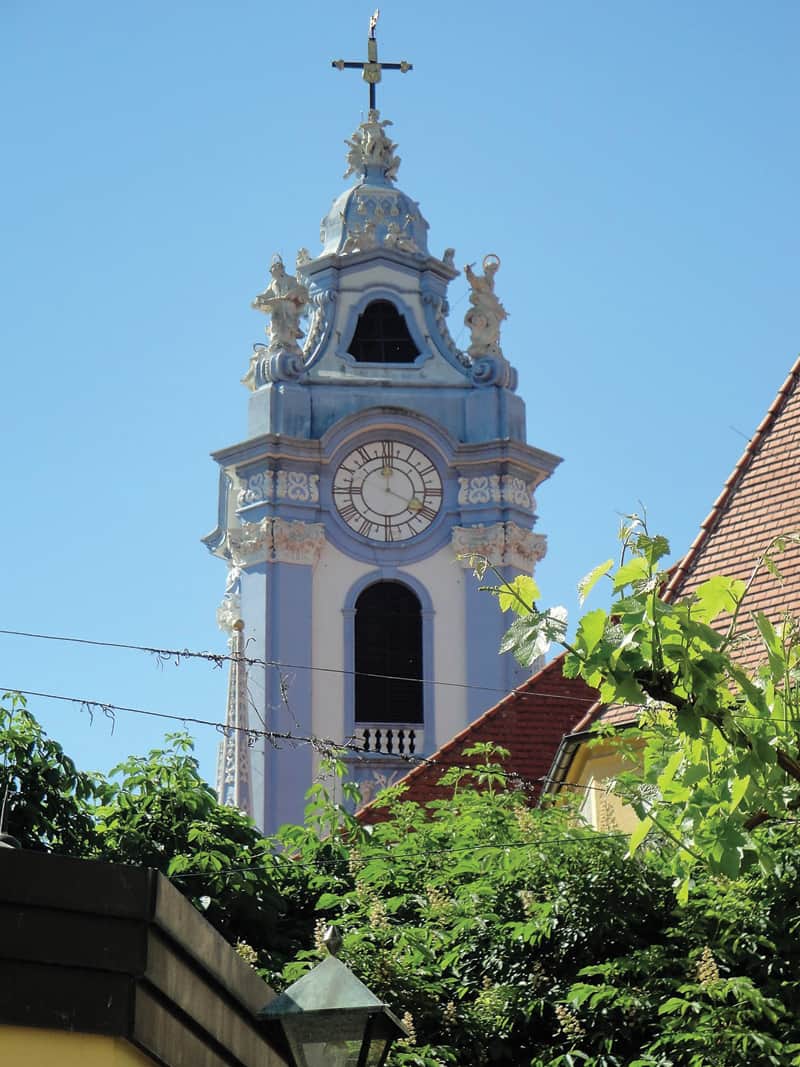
[260,927,409,1067]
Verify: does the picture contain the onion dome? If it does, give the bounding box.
[318,110,432,261]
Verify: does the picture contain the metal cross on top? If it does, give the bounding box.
[332,10,413,111]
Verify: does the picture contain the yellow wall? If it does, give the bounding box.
[564,736,645,834]
[0,1025,156,1067]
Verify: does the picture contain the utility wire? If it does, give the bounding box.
[0,683,579,792]
[0,627,598,708]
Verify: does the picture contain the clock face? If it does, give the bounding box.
[333,440,443,542]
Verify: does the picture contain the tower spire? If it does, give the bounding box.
[216,617,253,817]
[332,10,413,110]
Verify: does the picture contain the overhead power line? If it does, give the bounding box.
[0,682,601,794]
[0,626,598,707]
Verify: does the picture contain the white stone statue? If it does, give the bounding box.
[252,255,309,353]
[383,221,417,253]
[341,219,378,255]
[442,247,456,268]
[463,254,508,357]
[343,109,401,182]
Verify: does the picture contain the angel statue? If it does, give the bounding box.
[463,254,508,357]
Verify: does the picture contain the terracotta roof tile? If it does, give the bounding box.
[665,354,800,672]
[558,356,800,740]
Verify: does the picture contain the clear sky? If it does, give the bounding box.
[1,1,798,791]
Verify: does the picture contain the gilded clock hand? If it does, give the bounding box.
[380,481,420,508]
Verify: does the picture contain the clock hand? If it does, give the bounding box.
[381,483,420,507]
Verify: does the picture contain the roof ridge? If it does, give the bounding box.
[665,353,800,601]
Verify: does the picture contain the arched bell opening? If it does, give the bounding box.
[347,300,420,364]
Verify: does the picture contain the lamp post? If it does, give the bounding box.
[260,927,408,1067]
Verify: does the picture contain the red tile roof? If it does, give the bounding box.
[567,354,800,739]
[374,355,800,810]
[357,655,596,820]
[664,354,800,671]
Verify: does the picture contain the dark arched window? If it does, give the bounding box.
[355,582,423,724]
[347,300,420,364]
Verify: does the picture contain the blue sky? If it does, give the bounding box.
[1,1,798,790]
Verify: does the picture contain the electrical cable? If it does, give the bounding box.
[0,626,598,707]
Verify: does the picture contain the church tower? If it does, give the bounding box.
[206,33,560,833]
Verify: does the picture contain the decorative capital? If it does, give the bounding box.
[227,518,273,566]
[451,522,547,572]
[272,518,326,565]
[451,523,506,568]
[505,522,547,572]
[224,518,326,567]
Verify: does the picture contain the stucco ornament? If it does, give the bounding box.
[216,563,243,632]
[383,220,418,253]
[226,519,273,566]
[344,109,401,182]
[451,523,506,567]
[451,522,547,572]
[464,254,508,358]
[272,518,326,565]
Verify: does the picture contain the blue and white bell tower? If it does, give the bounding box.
[206,70,560,832]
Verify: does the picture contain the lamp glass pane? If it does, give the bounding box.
[292,1038,363,1067]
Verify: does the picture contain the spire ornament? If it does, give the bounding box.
[332,10,412,111]
[343,109,401,183]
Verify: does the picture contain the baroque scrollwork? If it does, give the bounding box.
[421,291,470,369]
[457,475,501,505]
[276,471,320,503]
[236,470,319,509]
[237,471,274,507]
[457,475,536,509]
[502,476,536,510]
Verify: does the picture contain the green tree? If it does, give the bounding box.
[487,519,800,895]
[94,733,298,979]
[0,692,99,853]
[274,748,800,1066]
[3,693,800,1064]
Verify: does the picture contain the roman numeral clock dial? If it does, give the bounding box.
[332,440,443,542]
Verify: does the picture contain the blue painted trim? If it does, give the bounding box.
[342,569,435,755]
[333,288,434,369]
[202,471,233,557]
[263,561,315,834]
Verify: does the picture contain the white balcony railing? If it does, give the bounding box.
[352,723,424,757]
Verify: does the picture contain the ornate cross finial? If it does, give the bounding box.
[332,11,413,111]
